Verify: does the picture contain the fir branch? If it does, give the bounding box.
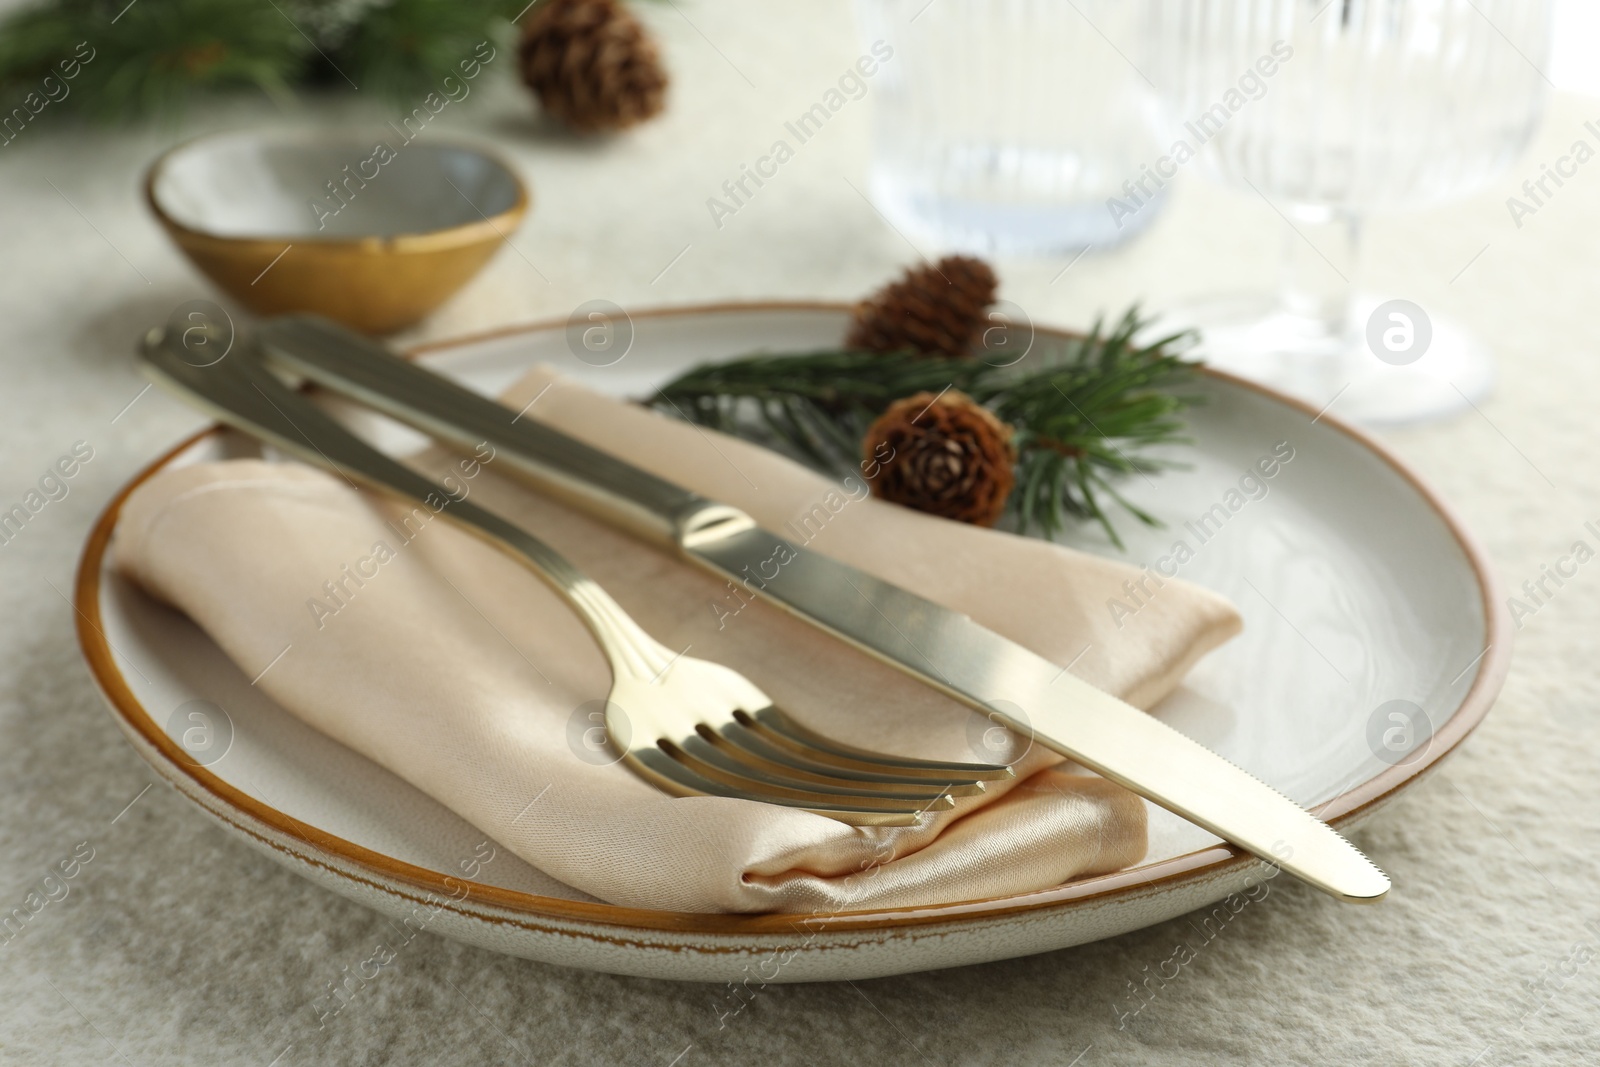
[0,0,518,120]
[323,0,509,101]
[0,0,308,121]
[649,307,1200,547]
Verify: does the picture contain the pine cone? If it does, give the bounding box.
[862,391,1016,527]
[518,0,667,134]
[846,255,999,359]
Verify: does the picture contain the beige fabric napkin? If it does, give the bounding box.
[114,366,1242,913]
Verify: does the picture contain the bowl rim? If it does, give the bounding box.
[144,126,530,253]
[74,301,1513,938]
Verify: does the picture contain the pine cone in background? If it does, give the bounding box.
[862,391,1017,527]
[846,255,999,359]
[518,0,667,133]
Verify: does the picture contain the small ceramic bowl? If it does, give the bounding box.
[147,128,529,334]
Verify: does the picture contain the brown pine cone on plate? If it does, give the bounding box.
[518,0,668,133]
[862,390,1017,527]
[845,255,999,359]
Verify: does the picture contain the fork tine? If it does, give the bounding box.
[671,733,959,807]
[702,722,989,796]
[622,748,929,827]
[738,707,1018,782]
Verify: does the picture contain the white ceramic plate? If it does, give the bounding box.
[76,304,1510,982]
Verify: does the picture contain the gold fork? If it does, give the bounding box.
[140,326,1012,826]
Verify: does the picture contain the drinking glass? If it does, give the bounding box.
[856,0,1164,256]
[1141,0,1551,424]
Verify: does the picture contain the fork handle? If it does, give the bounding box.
[138,328,673,683]
[255,316,754,553]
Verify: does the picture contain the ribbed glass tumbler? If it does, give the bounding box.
[856,0,1163,256]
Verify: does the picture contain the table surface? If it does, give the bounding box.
[3,3,1598,1065]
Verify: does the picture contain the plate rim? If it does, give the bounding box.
[76,301,1512,938]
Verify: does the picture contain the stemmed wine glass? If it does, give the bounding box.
[1140,0,1552,424]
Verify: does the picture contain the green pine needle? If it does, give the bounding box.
[649,307,1201,548]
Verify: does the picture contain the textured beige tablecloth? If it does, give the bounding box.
[2,1,1598,1063]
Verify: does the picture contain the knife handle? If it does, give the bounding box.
[254,316,754,552]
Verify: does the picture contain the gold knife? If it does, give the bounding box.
[254,314,1391,904]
